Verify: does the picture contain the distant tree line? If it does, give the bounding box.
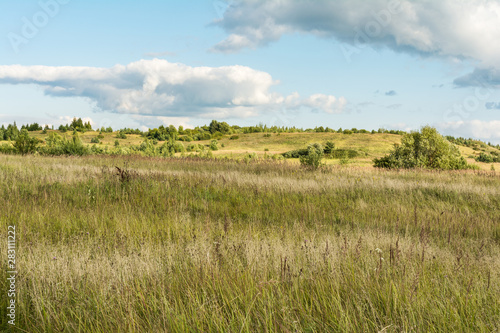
[0,119,497,171]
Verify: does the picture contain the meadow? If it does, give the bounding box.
[0,153,499,332]
[12,128,500,170]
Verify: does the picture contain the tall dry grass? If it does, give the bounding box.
[0,154,499,332]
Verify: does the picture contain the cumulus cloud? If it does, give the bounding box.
[0,59,345,118]
[302,94,347,114]
[130,115,193,129]
[212,0,500,87]
[213,1,500,63]
[438,120,500,142]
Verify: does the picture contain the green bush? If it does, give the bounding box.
[0,143,16,154]
[13,129,41,155]
[230,135,239,140]
[300,143,324,169]
[172,142,185,153]
[330,149,359,159]
[195,132,212,141]
[475,152,496,163]
[90,144,105,154]
[91,137,100,144]
[282,149,309,158]
[374,126,475,170]
[116,132,127,139]
[324,141,335,155]
[210,140,218,151]
[41,133,89,156]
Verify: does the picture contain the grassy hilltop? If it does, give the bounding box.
[11,127,500,170]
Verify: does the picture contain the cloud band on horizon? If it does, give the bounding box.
[0,59,346,118]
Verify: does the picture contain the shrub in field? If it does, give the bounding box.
[90,144,104,154]
[230,135,239,140]
[114,140,120,147]
[374,126,475,170]
[172,141,185,153]
[300,143,324,169]
[0,142,16,154]
[195,132,212,141]
[116,132,127,139]
[65,134,90,155]
[272,153,284,160]
[210,140,218,151]
[90,137,100,144]
[212,131,223,140]
[330,149,359,159]
[323,141,335,155]
[475,152,499,163]
[13,129,41,155]
[282,148,309,158]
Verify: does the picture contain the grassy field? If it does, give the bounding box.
[1,154,499,332]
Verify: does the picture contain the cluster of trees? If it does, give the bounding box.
[147,125,179,141]
[311,127,406,135]
[0,119,411,144]
[374,126,476,170]
[0,123,20,141]
[58,118,93,132]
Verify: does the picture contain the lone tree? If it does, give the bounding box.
[373,126,473,170]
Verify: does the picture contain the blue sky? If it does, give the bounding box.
[0,0,499,142]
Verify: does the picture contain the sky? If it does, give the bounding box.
[0,0,499,143]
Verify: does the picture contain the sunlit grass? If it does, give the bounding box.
[0,154,499,332]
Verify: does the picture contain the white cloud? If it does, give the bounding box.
[0,59,345,119]
[212,0,500,86]
[438,120,500,143]
[213,0,500,65]
[303,94,347,114]
[130,115,193,129]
